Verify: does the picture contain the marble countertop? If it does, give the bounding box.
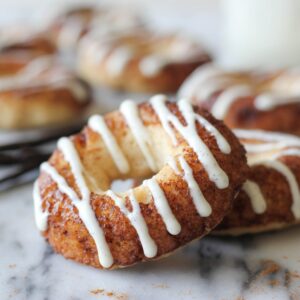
[1,184,300,300]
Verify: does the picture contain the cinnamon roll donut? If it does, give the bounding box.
[179,64,300,135]
[0,56,91,129]
[77,29,211,93]
[217,129,300,235]
[33,95,248,269]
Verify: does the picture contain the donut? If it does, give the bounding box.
[217,129,300,235]
[50,6,142,52]
[179,64,300,135]
[77,29,211,93]
[0,56,91,129]
[0,34,56,76]
[33,95,248,269]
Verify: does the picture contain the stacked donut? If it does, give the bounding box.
[180,64,300,234]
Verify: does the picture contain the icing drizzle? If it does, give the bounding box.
[120,100,158,172]
[88,115,129,174]
[235,129,300,218]
[180,64,300,119]
[0,56,88,102]
[80,30,205,78]
[150,95,230,188]
[107,189,157,257]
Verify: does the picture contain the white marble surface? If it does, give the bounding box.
[1,1,300,300]
[1,184,300,300]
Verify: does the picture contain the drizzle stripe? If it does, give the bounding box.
[120,100,158,172]
[144,177,181,235]
[88,115,130,174]
[107,189,157,257]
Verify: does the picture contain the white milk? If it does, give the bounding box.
[220,0,300,70]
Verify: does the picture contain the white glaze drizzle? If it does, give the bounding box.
[57,16,85,51]
[139,55,167,77]
[33,180,49,231]
[211,85,252,119]
[167,156,180,175]
[180,65,300,118]
[106,46,134,76]
[120,100,158,172]
[58,138,113,268]
[234,129,300,153]
[81,29,204,78]
[107,189,157,257]
[253,160,300,219]
[0,56,88,102]
[88,115,130,174]
[254,93,300,111]
[234,129,300,218]
[178,64,222,100]
[150,94,230,188]
[143,177,181,235]
[178,156,212,217]
[242,180,267,214]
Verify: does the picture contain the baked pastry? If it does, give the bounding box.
[0,56,91,129]
[77,29,211,93]
[50,6,142,52]
[33,95,248,269]
[0,32,56,76]
[179,64,300,135]
[217,129,300,235]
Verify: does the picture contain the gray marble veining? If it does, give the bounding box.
[1,184,300,300]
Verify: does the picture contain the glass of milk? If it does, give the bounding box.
[220,0,300,70]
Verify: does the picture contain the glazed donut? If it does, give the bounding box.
[50,6,142,52]
[0,35,56,77]
[77,29,211,93]
[217,129,300,235]
[33,95,247,269]
[0,56,91,129]
[179,64,300,135]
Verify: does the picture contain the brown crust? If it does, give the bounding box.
[36,101,248,269]
[205,94,300,136]
[78,33,211,93]
[216,142,300,235]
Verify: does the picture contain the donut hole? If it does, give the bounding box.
[110,178,139,193]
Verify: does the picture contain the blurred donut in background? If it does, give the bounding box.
[179,64,300,135]
[77,29,211,93]
[0,26,56,75]
[0,56,92,129]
